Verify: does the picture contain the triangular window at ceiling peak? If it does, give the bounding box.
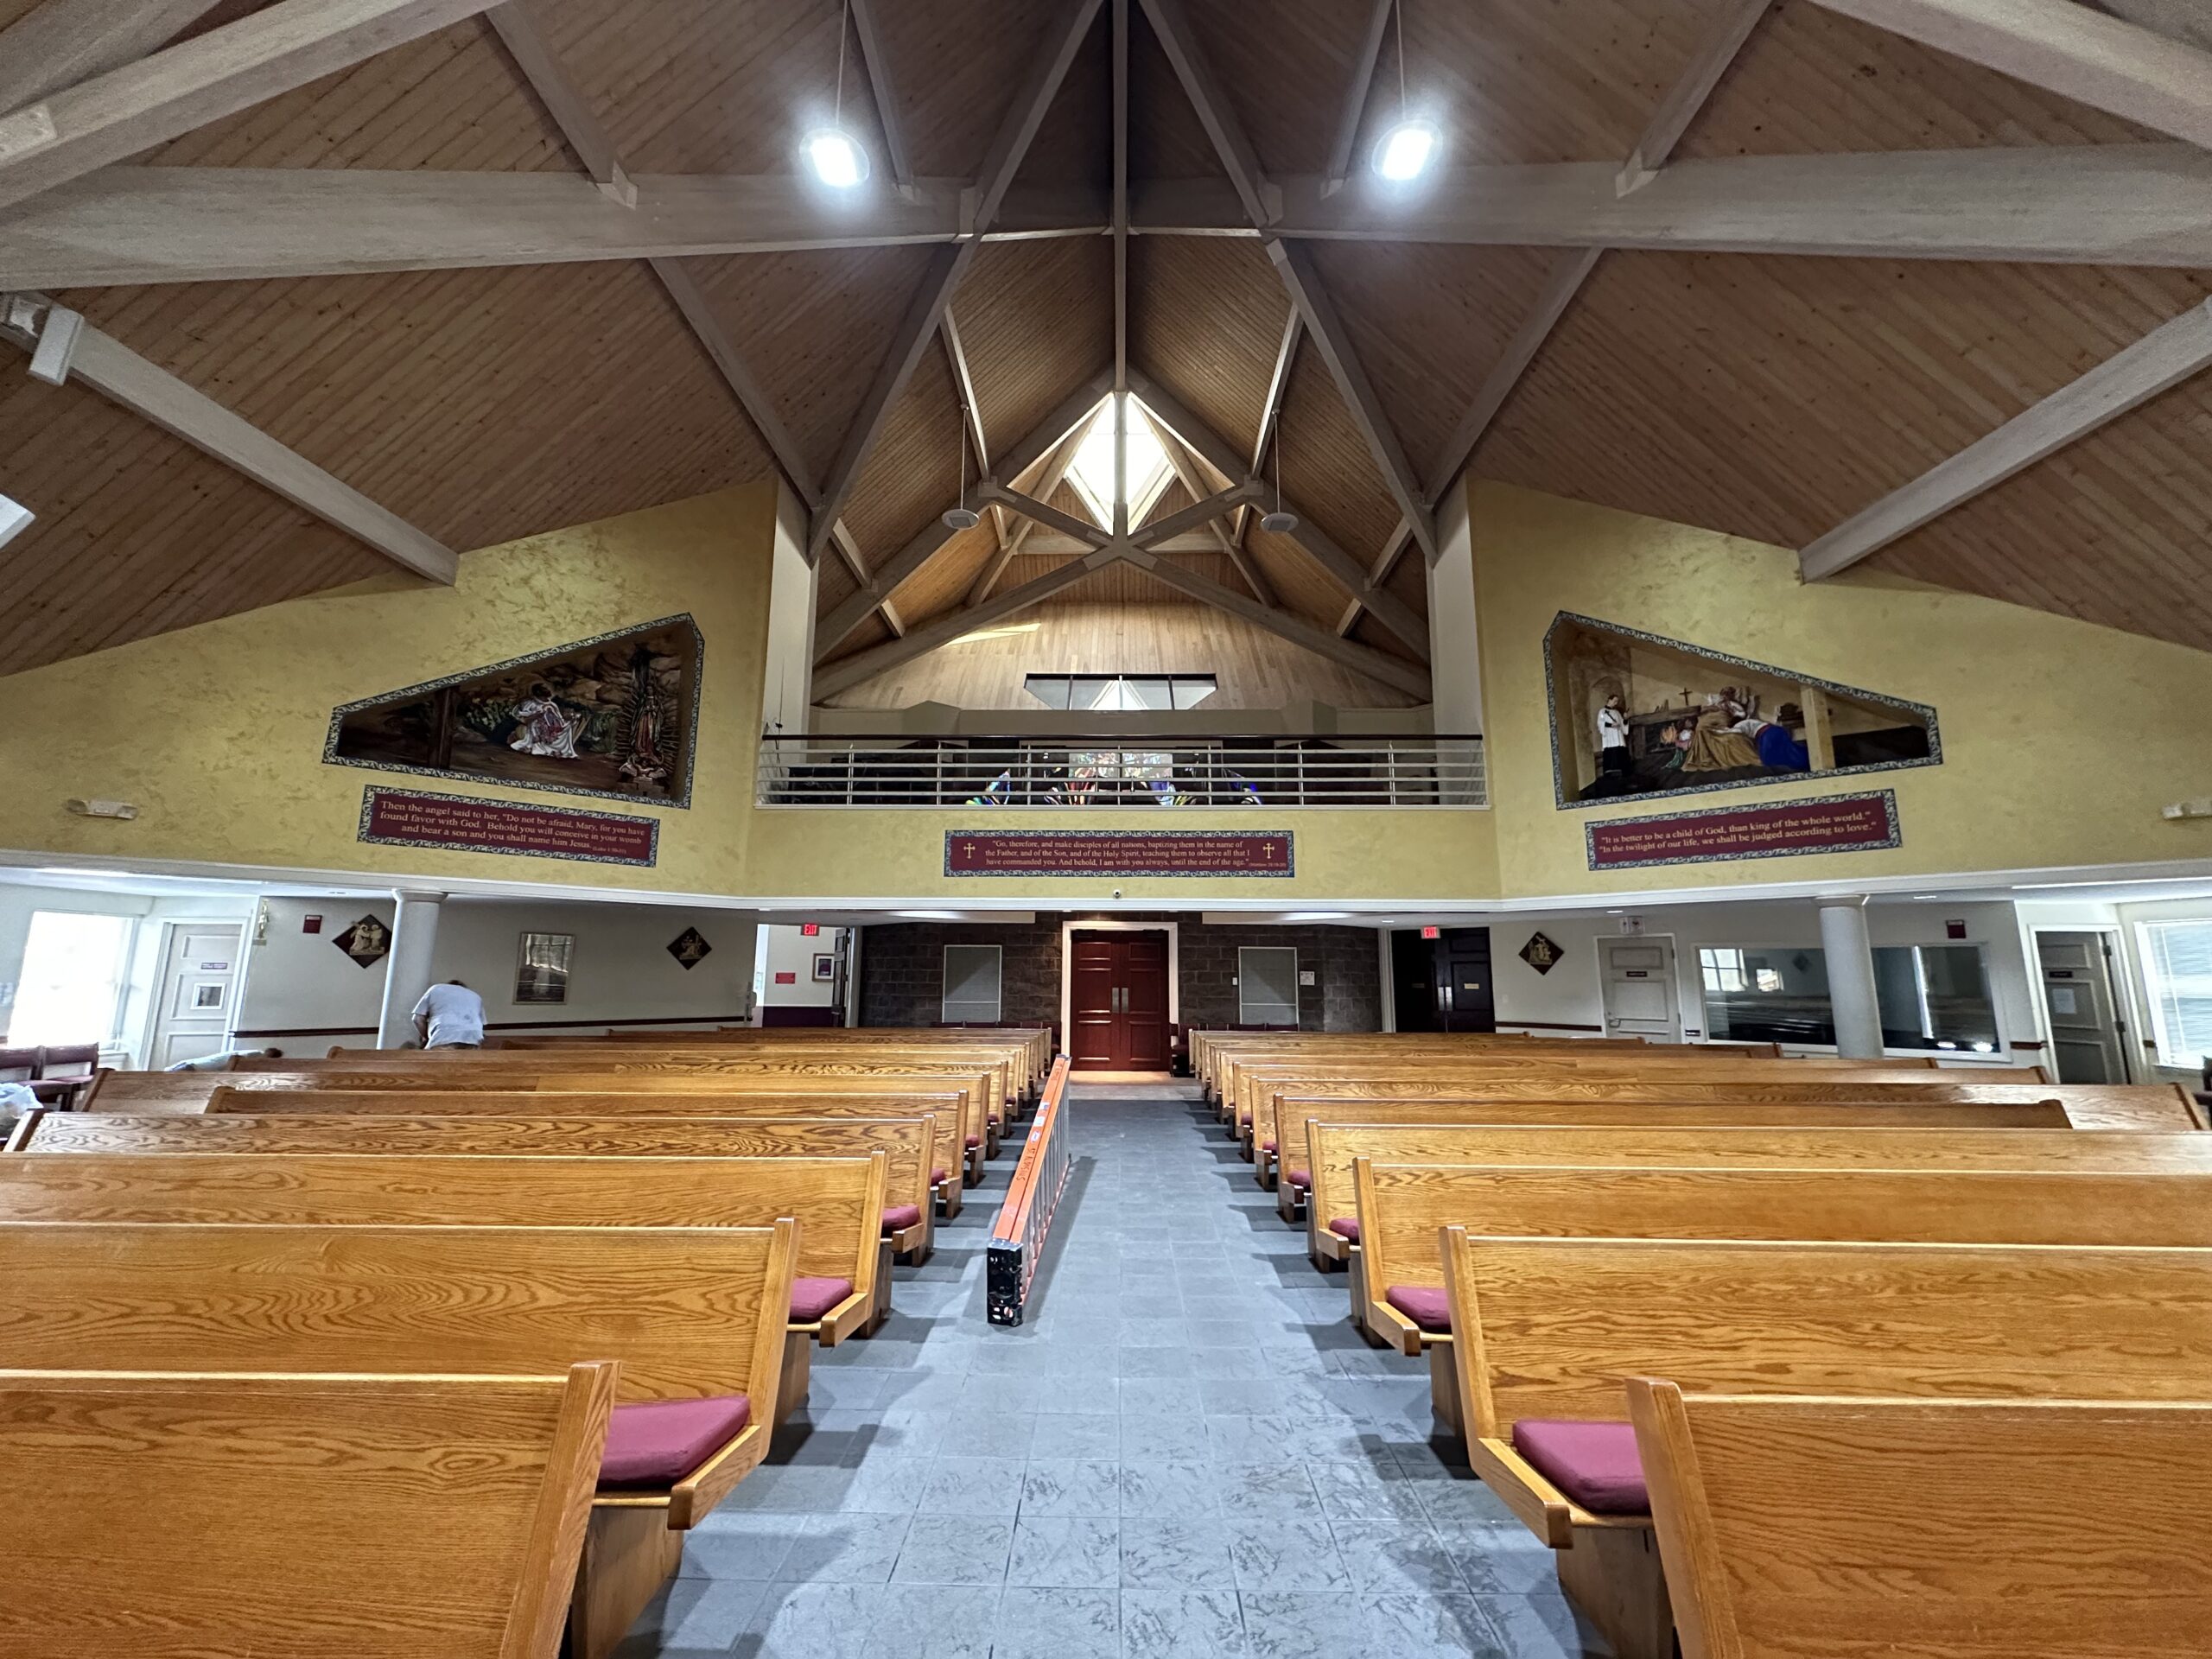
[1065,393,1175,531]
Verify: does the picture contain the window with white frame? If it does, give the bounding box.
[6,911,134,1047]
[1237,946,1300,1027]
[2137,920,2212,1068]
[942,944,1003,1024]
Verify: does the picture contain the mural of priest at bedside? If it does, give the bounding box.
[1553,613,1936,806]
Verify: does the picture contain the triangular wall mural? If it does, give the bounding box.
[324,614,703,808]
[1545,611,1938,809]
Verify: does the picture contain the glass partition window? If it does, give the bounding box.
[1024,674,1217,711]
[6,911,133,1047]
[1237,947,1300,1027]
[2138,920,2212,1068]
[942,944,1004,1024]
[1695,942,1999,1053]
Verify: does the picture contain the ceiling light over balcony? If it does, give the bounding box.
[1374,118,1438,181]
[803,128,870,188]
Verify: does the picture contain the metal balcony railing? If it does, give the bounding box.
[755,733,1487,809]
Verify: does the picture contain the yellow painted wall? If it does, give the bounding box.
[1471,481,2212,897]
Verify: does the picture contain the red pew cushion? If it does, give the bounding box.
[1328,1217,1360,1243]
[1511,1419,1649,1515]
[1386,1284,1450,1332]
[964,1135,983,1149]
[1261,1139,1276,1154]
[1285,1168,1311,1189]
[931,1167,950,1184]
[881,1204,924,1233]
[791,1275,856,1323]
[600,1395,752,1489]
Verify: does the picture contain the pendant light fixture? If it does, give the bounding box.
[1258,420,1299,535]
[1372,0,1438,182]
[803,0,872,188]
[942,411,982,531]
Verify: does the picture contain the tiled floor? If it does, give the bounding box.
[620,1082,1611,1658]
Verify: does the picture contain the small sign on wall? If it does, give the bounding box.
[1298,969,1316,987]
[1946,918,1967,940]
[774,971,798,985]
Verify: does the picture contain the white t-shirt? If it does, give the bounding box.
[1597,707,1629,750]
[411,982,486,1048]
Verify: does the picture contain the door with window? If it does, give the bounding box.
[1602,938,1681,1041]
[2036,931,2130,1084]
[149,923,244,1068]
[1069,931,1171,1071]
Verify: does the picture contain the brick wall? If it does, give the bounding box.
[857,912,1381,1034]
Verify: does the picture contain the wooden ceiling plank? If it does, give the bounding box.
[938,305,1006,551]
[1128,546,1431,698]
[1130,480,1262,549]
[1237,304,1300,544]
[816,550,1106,698]
[847,0,918,202]
[1113,0,1129,399]
[978,480,1114,550]
[809,0,1102,563]
[0,0,224,115]
[1135,0,1268,225]
[970,419,1090,603]
[0,0,507,213]
[1322,0,1394,198]
[1619,0,1775,195]
[1809,0,2212,153]
[483,0,632,204]
[1147,408,1276,606]
[816,518,959,654]
[1801,296,2212,581]
[2,300,455,582]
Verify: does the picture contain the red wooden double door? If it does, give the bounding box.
[1070,930,1171,1071]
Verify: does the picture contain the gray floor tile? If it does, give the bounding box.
[614,1579,769,1657]
[1119,1588,1248,1658]
[918,1455,1028,1516]
[1120,1461,1224,1517]
[994,1587,1121,1659]
[1008,1516,1122,1588]
[1479,1594,1614,1658]
[1226,1517,1351,1594]
[774,1513,911,1585]
[1032,1414,1123,1459]
[891,1516,1015,1586]
[1119,1517,1233,1586]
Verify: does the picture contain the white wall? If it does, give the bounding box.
[1483,897,2036,1067]
[236,893,756,1054]
[760,924,842,1009]
[760,480,817,737]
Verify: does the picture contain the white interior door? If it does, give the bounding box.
[149,924,242,1068]
[2037,931,2132,1084]
[1601,938,1681,1042]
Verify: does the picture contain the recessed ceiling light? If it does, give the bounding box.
[803,128,869,188]
[1374,118,1437,181]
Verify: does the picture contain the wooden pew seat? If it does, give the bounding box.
[1628,1383,2212,1659]
[0,1363,613,1659]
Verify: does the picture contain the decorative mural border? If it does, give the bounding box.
[1582,788,1903,872]
[944,829,1297,878]
[1542,610,1942,811]
[322,613,705,810]
[356,785,661,868]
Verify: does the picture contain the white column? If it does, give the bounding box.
[1816,894,1884,1058]
[376,891,448,1048]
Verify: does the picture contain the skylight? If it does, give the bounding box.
[1066,396,1173,530]
[0,493,30,552]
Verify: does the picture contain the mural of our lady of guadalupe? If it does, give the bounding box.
[1547,613,1937,809]
[325,616,702,807]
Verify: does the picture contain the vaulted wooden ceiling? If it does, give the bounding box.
[2,0,2209,693]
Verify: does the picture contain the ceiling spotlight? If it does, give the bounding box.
[942,506,981,531]
[944,398,982,531]
[1373,118,1437,181]
[804,128,869,188]
[1259,509,1300,534]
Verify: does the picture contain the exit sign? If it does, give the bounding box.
[1421,925,1440,940]
[799,923,820,937]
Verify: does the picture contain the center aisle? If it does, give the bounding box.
[620,1082,1610,1658]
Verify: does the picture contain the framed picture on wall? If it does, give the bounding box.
[812,952,836,982]
[516,931,574,1004]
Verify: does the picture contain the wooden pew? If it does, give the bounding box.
[1626,1383,2212,1659]
[0,1220,793,1659]
[1291,1099,2088,1252]
[1359,1160,2212,1408]
[1190,1031,1670,1106]
[519,1026,1055,1102]
[0,1150,887,1355]
[1440,1236,2212,1659]
[0,1362,613,1659]
[12,1108,943,1260]
[1266,1078,2201,1198]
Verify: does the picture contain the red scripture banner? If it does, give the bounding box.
[359,786,658,867]
[1586,790,1899,871]
[946,830,1294,877]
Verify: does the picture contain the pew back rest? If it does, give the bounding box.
[0,1219,792,1409]
[1444,1235,2212,1437]
[14,1111,939,1214]
[1270,1078,2195,1165]
[1296,1104,2102,1230]
[1357,1163,2212,1316]
[0,1362,613,1659]
[1628,1385,2212,1659]
[0,1152,883,1293]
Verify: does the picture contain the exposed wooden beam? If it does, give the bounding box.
[0,0,222,115]
[807,0,1102,563]
[2092,0,2211,54]
[1618,0,1772,194]
[3,297,454,582]
[1238,306,1300,545]
[0,0,505,214]
[846,0,918,202]
[967,374,1112,602]
[484,1,632,205]
[938,307,1006,550]
[972,422,1093,603]
[1145,409,1276,606]
[19,147,2212,289]
[1127,366,1427,658]
[1136,0,1271,226]
[1322,0,1395,197]
[1810,0,2212,154]
[1426,249,1599,494]
[828,521,874,589]
[977,480,1113,550]
[1336,517,1414,637]
[1130,481,1262,550]
[1112,0,1130,397]
[815,550,1110,698]
[1800,296,2212,581]
[1127,547,1433,698]
[815,517,959,653]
